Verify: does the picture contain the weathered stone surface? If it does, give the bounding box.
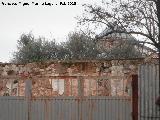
[0,60,145,97]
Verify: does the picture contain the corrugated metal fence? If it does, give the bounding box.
[2,64,160,120]
[138,64,160,119]
[0,96,132,120]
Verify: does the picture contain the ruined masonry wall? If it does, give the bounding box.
[0,60,142,97]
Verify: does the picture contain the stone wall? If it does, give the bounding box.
[0,59,143,97]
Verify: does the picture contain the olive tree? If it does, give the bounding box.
[12,33,59,63]
[65,31,99,60]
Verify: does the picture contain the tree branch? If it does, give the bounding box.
[97,30,159,47]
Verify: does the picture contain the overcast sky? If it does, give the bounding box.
[0,0,101,63]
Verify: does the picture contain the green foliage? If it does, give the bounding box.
[12,33,58,63]
[65,32,99,60]
[12,31,144,63]
[12,32,99,63]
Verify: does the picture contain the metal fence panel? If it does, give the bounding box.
[0,96,131,120]
[139,64,160,120]
[0,96,28,120]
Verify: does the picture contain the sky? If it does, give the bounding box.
[0,0,100,63]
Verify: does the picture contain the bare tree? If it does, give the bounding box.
[78,0,160,50]
[78,0,160,95]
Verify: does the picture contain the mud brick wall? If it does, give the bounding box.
[0,59,143,97]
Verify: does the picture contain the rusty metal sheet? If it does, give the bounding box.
[138,64,160,120]
[0,96,131,120]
